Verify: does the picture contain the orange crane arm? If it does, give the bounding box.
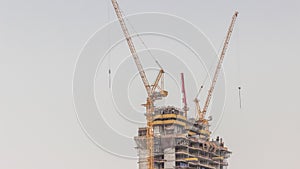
[111,0,151,96]
[202,12,239,114]
[111,2,165,169]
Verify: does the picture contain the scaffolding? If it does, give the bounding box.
[135,106,232,169]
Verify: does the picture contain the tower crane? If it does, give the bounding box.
[111,1,168,169]
[195,12,239,124]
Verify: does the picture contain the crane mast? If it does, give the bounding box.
[201,12,239,116]
[111,1,167,169]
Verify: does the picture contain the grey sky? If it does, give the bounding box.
[0,0,299,169]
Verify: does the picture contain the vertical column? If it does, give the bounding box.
[164,148,175,169]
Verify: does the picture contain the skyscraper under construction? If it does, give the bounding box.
[110,0,238,169]
[135,106,231,169]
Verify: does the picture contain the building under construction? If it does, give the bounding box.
[135,106,231,169]
[111,0,238,169]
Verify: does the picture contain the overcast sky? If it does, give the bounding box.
[0,0,300,169]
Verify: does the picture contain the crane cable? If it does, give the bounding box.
[119,8,164,69]
[107,1,112,88]
[236,19,242,109]
[197,14,242,111]
[195,34,228,100]
[194,39,227,120]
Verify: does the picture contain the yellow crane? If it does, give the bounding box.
[195,12,239,125]
[111,1,168,169]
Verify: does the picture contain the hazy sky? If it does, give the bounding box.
[0,0,300,169]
